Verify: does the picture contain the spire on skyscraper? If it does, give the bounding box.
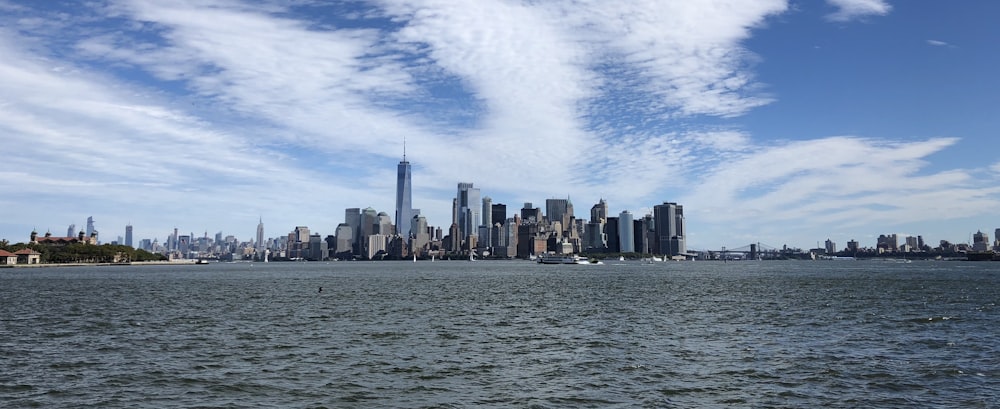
[396,143,413,239]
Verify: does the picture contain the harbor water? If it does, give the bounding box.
[2,260,998,408]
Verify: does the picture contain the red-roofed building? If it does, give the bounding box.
[15,249,41,265]
[0,249,16,265]
[30,230,97,246]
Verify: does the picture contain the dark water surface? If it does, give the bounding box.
[2,260,998,408]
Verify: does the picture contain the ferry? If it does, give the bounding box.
[537,254,595,264]
[966,251,999,261]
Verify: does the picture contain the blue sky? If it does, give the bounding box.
[1,0,997,251]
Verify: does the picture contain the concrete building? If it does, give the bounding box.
[973,230,990,252]
[545,198,573,235]
[590,199,608,224]
[825,239,836,254]
[334,223,353,255]
[520,202,541,224]
[366,234,390,260]
[411,215,430,255]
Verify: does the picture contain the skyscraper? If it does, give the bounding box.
[85,216,96,238]
[605,216,620,252]
[590,199,608,224]
[67,224,76,238]
[125,224,133,248]
[456,182,480,241]
[256,218,264,252]
[653,202,685,257]
[345,208,361,255]
[619,210,635,253]
[491,203,507,227]
[395,146,413,239]
[481,196,492,248]
[545,198,572,234]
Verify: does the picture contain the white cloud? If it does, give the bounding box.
[826,0,891,22]
[1,1,997,250]
[680,136,1000,247]
[926,39,951,47]
[0,32,386,239]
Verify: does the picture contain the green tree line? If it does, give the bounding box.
[0,240,166,263]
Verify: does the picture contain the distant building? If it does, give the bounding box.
[367,234,390,259]
[377,212,393,235]
[125,224,133,248]
[395,149,413,239]
[972,230,990,252]
[590,199,608,224]
[545,198,572,235]
[85,216,97,242]
[619,210,635,253]
[824,239,836,254]
[633,218,649,254]
[653,202,685,257]
[456,183,480,244]
[30,230,97,246]
[411,215,430,255]
[481,197,492,249]
[491,203,507,227]
[334,223,353,255]
[877,234,898,252]
[605,217,620,253]
[345,208,361,255]
[846,240,859,253]
[256,218,265,255]
[520,202,541,224]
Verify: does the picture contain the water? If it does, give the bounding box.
[2,260,998,408]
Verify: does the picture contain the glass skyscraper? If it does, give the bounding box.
[653,202,685,257]
[456,182,480,241]
[395,153,413,239]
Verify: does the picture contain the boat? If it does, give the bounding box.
[537,254,592,264]
[966,251,999,261]
[195,259,210,265]
[618,256,625,261]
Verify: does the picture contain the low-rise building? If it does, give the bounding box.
[14,249,41,264]
[0,249,17,265]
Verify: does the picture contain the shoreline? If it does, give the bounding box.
[0,260,202,269]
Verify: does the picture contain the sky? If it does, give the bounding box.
[1,0,998,251]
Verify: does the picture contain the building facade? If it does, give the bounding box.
[395,155,412,239]
[653,202,686,257]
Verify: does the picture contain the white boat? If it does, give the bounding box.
[537,254,594,264]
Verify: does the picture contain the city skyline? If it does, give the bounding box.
[1,1,998,250]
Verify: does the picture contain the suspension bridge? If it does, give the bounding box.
[695,242,784,260]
